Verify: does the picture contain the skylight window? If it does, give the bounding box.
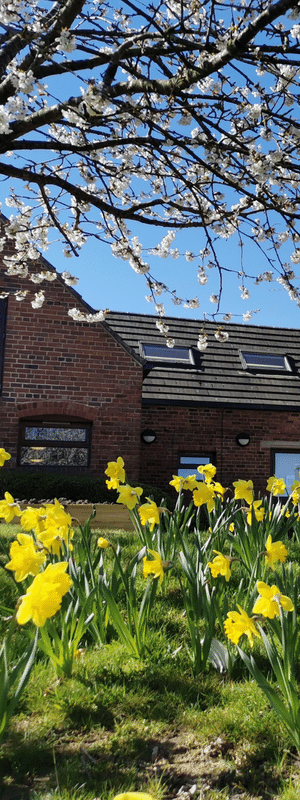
[141,343,194,364]
[240,352,291,371]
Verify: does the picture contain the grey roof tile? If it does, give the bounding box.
[105,311,300,409]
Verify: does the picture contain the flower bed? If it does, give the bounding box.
[11,502,134,530]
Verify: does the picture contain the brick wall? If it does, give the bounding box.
[0,262,143,481]
[140,404,300,495]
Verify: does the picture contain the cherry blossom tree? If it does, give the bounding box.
[1,0,300,337]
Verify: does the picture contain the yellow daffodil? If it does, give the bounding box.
[116,483,143,509]
[291,481,300,504]
[143,549,164,585]
[44,499,72,529]
[169,474,198,492]
[21,505,47,534]
[16,562,73,627]
[37,523,74,556]
[114,793,156,800]
[197,463,216,483]
[252,581,294,619]
[97,537,111,548]
[266,475,286,496]
[208,550,232,582]
[229,522,235,532]
[5,533,46,581]
[0,448,11,467]
[246,499,265,525]
[232,479,254,505]
[193,482,215,512]
[213,481,227,497]
[224,605,261,647]
[105,457,125,489]
[138,498,160,530]
[0,492,22,523]
[264,535,287,568]
[35,500,74,554]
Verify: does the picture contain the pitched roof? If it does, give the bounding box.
[105,311,300,409]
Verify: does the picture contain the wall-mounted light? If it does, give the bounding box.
[141,428,156,444]
[236,432,250,447]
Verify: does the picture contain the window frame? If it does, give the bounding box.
[240,350,292,372]
[18,417,92,471]
[178,452,216,481]
[140,342,195,365]
[270,448,300,495]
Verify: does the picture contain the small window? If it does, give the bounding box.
[178,454,215,480]
[18,419,92,468]
[141,343,194,364]
[240,351,291,371]
[272,451,300,495]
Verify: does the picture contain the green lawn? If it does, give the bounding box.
[1,512,300,800]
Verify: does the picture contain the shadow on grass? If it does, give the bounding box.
[0,723,286,800]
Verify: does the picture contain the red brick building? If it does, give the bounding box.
[1,250,300,496]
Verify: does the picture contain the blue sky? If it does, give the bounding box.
[37,218,300,331]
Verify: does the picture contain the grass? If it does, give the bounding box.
[1,521,300,800]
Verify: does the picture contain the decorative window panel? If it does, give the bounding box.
[19,420,91,468]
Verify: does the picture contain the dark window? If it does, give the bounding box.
[178,453,215,480]
[18,419,92,469]
[240,351,291,371]
[0,297,8,393]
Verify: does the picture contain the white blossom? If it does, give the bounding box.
[61,271,79,286]
[197,334,208,351]
[215,327,229,342]
[156,320,169,334]
[40,271,57,282]
[155,303,165,316]
[290,250,300,264]
[183,297,200,309]
[68,308,86,321]
[185,251,195,262]
[31,291,45,309]
[239,286,250,300]
[14,290,28,301]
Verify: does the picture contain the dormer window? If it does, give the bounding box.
[240,351,292,372]
[141,343,194,364]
